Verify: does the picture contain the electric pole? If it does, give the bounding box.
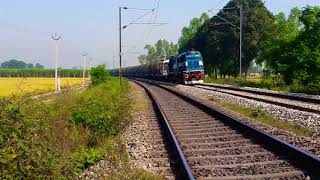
[208,4,243,78]
[119,7,123,85]
[239,4,243,78]
[113,55,115,76]
[51,33,61,92]
[88,57,93,80]
[81,51,88,87]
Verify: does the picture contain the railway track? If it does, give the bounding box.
[132,79,320,179]
[195,84,320,115]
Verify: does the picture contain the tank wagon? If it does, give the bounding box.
[112,50,205,84]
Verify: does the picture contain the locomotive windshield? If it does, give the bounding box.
[185,53,204,71]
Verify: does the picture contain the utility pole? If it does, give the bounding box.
[81,51,88,87]
[208,5,243,78]
[118,6,164,84]
[51,33,61,92]
[113,55,115,76]
[88,57,93,80]
[239,4,243,78]
[119,7,123,85]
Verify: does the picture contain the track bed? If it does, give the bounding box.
[134,80,319,179]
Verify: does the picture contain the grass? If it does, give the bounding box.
[0,77,88,97]
[210,97,314,138]
[205,76,290,92]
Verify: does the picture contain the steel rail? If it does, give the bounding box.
[135,78,320,178]
[132,80,195,180]
[199,83,320,104]
[195,85,320,115]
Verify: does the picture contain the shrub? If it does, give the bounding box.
[68,146,104,175]
[71,78,130,138]
[90,65,110,85]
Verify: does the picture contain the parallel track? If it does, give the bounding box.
[133,79,320,179]
[195,84,320,115]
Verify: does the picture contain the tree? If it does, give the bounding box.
[1,59,27,68]
[257,6,320,93]
[90,65,110,85]
[138,39,179,64]
[138,54,147,64]
[178,13,209,53]
[27,63,34,68]
[35,63,44,69]
[179,0,275,78]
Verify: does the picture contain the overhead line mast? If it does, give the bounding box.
[208,4,243,78]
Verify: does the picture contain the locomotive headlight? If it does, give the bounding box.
[184,73,189,79]
[185,61,188,66]
[199,61,203,65]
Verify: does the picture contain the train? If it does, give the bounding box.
[111,50,205,84]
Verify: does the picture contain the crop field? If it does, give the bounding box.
[0,77,86,96]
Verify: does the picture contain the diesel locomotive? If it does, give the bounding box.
[112,50,205,84]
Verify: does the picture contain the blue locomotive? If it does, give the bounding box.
[114,50,205,84]
[168,50,204,84]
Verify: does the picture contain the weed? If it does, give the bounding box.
[210,98,314,137]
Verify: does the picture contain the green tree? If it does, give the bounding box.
[35,63,44,69]
[138,39,178,64]
[179,0,275,78]
[90,65,110,85]
[258,6,320,89]
[27,63,34,68]
[1,59,27,68]
[178,13,209,53]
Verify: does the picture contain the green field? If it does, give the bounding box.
[0,77,87,96]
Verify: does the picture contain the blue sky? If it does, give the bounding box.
[0,0,319,68]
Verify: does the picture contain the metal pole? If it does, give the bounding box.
[119,7,122,85]
[88,58,92,80]
[51,33,61,92]
[55,40,58,91]
[113,55,115,76]
[82,52,87,87]
[239,4,243,78]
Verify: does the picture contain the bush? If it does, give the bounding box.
[68,147,104,175]
[90,65,110,85]
[71,78,130,138]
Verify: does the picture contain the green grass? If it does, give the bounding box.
[205,76,289,92]
[210,97,314,138]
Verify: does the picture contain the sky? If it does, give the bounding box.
[0,0,319,69]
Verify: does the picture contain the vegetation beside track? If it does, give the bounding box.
[210,97,314,138]
[0,66,156,179]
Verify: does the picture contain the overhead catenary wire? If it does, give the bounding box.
[122,9,155,29]
[145,0,161,41]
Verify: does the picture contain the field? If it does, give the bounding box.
[0,77,86,96]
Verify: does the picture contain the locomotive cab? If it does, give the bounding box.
[168,50,204,84]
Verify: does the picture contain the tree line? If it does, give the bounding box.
[1,59,44,69]
[0,68,86,77]
[139,0,320,92]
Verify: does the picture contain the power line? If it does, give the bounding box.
[122,9,155,29]
[125,7,155,10]
[145,0,161,41]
